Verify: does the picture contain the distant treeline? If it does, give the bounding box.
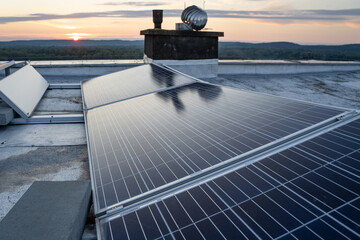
[0,46,144,61]
[0,40,359,61]
[219,42,360,61]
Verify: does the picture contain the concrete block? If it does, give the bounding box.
[0,102,14,125]
[0,181,91,240]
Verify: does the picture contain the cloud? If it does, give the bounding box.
[0,11,158,24]
[207,8,360,24]
[99,2,169,7]
[256,1,292,11]
[0,8,359,25]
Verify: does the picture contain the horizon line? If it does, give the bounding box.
[0,38,359,46]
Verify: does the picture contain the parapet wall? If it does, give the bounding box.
[29,60,143,76]
[218,60,360,75]
[2,60,360,78]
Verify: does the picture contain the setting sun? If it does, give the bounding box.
[66,33,88,41]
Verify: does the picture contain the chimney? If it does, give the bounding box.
[142,8,224,78]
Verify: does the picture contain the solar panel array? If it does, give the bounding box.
[98,118,360,240]
[86,82,344,212]
[81,63,359,240]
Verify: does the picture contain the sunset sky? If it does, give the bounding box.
[0,0,359,44]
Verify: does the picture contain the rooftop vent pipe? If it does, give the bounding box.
[153,10,163,29]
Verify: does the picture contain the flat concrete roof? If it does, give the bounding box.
[0,85,88,221]
[211,70,360,110]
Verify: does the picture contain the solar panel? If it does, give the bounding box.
[85,82,345,213]
[0,65,49,118]
[98,117,360,240]
[81,64,195,109]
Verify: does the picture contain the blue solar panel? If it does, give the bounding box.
[85,82,345,213]
[98,117,360,240]
[82,64,195,109]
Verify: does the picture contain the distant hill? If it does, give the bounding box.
[219,41,360,52]
[220,41,302,49]
[0,40,359,61]
[0,39,144,47]
[1,40,359,50]
[219,41,360,61]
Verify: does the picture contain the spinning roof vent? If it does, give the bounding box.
[181,5,208,31]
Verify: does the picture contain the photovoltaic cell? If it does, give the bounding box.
[98,118,360,240]
[86,82,345,212]
[82,64,195,109]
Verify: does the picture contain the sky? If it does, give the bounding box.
[0,0,359,44]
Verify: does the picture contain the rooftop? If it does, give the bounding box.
[0,60,359,239]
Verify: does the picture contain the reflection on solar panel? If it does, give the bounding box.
[85,82,345,213]
[98,118,360,240]
[82,64,195,109]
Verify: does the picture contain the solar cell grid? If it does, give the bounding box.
[333,119,360,141]
[98,118,360,240]
[82,64,195,109]
[86,82,345,212]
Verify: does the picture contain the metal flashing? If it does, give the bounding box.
[10,114,84,124]
[48,83,81,89]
